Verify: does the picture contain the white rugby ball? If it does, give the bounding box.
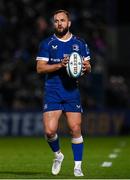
[66,52,83,78]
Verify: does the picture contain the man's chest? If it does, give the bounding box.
[49,42,82,61]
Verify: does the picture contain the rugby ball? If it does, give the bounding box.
[66,52,83,78]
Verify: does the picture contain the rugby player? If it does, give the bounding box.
[36,9,91,176]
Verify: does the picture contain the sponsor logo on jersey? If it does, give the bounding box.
[50,58,61,62]
[52,45,58,50]
[76,105,81,109]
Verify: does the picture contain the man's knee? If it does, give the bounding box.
[45,129,56,138]
[45,133,58,142]
[70,124,81,135]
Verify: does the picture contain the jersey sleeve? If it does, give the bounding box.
[36,41,49,61]
[81,42,91,61]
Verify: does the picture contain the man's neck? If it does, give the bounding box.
[56,32,72,40]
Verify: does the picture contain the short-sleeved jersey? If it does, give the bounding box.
[36,34,90,90]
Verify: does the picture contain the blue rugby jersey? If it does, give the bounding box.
[36,34,90,89]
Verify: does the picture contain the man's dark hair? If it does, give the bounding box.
[53,10,71,20]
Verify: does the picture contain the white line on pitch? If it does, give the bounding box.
[113,148,121,153]
[108,153,118,158]
[101,161,112,167]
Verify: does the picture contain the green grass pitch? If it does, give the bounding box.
[0,136,130,179]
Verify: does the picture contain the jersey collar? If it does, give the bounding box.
[54,33,73,42]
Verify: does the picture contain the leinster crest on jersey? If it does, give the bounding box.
[72,44,79,51]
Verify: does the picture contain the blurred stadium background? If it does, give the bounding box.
[0,0,130,178]
[0,0,130,136]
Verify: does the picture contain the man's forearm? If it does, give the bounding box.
[37,63,62,74]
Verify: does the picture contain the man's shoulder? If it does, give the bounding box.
[72,35,86,44]
[40,35,56,46]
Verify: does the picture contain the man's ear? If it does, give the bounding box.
[68,21,71,28]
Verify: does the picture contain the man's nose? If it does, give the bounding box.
[58,21,62,25]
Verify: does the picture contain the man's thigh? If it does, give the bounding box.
[65,112,82,129]
[43,110,62,132]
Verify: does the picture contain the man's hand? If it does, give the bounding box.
[82,60,91,73]
[60,56,69,67]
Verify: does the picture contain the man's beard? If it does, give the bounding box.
[54,27,69,37]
